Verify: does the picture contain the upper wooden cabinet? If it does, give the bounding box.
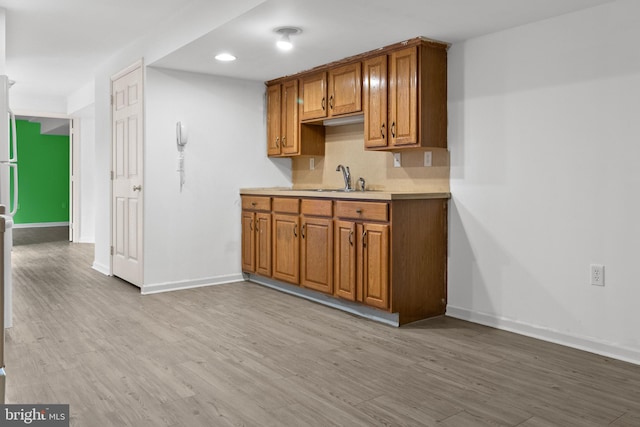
[266,37,448,156]
[267,80,324,158]
[365,41,448,150]
[300,72,327,121]
[300,63,362,121]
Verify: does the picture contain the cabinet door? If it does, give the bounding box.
[300,72,327,121]
[389,46,418,147]
[241,211,256,273]
[363,55,388,148]
[328,63,362,117]
[255,212,272,277]
[360,222,389,310]
[334,220,357,301]
[266,84,282,156]
[281,79,299,155]
[300,216,333,294]
[272,213,300,284]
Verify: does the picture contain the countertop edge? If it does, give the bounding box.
[240,188,451,201]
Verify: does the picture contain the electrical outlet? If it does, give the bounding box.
[591,264,605,286]
[309,158,315,170]
[393,152,401,168]
[424,151,432,167]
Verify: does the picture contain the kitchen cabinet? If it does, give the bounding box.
[364,40,448,150]
[300,199,333,294]
[334,201,390,310]
[271,198,300,284]
[241,191,448,326]
[300,63,362,121]
[362,55,388,148]
[267,80,324,157]
[241,196,271,276]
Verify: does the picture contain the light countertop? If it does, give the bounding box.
[240,187,451,201]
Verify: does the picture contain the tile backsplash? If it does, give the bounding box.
[291,123,449,192]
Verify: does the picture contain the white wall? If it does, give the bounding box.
[91,0,267,274]
[448,0,640,364]
[142,68,290,292]
[70,103,96,243]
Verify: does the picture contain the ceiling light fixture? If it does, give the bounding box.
[274,27,302,51]
[215,53,236,62]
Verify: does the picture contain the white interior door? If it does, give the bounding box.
[111,61,144,286]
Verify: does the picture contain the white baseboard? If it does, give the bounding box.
[92,261,110,276]
[446,305,640,366]
[13,222,69,229]
[141,273,245,295]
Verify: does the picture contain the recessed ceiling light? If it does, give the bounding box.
[274,27,302,51]
[215,53,236,62]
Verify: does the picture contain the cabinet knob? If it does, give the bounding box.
[356,208,363,214]
[251,202,257,206]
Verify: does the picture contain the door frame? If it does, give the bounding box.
[11,110,75,240]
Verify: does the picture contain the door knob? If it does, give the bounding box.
[133,185,142,191]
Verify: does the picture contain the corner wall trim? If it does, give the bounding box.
[446,305,640,366]
[141,274,245,295]
[92,262,110,276]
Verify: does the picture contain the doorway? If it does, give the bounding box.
[12,115,75,240]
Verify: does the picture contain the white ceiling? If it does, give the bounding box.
[1,0,617,102]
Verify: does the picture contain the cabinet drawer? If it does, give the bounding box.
[272,197,300,214]
[335,201,388,222]
[301,199,332,217]
[242,196,271,211]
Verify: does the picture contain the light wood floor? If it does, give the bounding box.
[6,227,640,426]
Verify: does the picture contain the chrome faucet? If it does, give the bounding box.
[336,164,353,191]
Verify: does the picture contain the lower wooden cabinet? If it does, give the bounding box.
[271,198,300,285]
[359,222,389,310]
[300,199,334,294]
[241,197,271,276]
[334,220,357,301]
[241,194,447,325]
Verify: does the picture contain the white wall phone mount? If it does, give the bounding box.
[176,121,188,190]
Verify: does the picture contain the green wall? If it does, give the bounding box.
[11,120,70,224]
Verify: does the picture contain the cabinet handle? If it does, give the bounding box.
[348,230,353,246]
[282,136,286,147]
[250,220,254,231]
[133,185,142,191]
[322,97,326,111]
[362,230,368,248]
[391,122,396,138]
[301,224,306,239]
[251,202,257,206]
[381,123,385,139]
[275,137,280,148]
[356,208,363,214]
[294,224,298,238]
[329,95,334,110]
